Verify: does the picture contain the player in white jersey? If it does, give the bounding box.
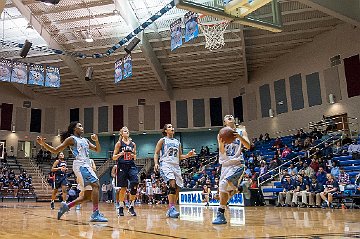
[36,121,107,222]
[154,124,196,218]
[213,115,250,225]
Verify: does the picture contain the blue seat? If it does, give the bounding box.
[262,188,283,193]
[274,181,282,188]
[333,156,352,161]
[254,167,260,173]
[339,160,360,166]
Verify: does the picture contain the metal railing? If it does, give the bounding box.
[28,157,49,193]
[258,133,340,187]
[97,158,116,178]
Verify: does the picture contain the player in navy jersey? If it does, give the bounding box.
[213,115,250,225]
[36,121,107,222]
[112,126,138,216]
[154,124,196,218]
[50,152,69,210]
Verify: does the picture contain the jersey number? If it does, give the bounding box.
[168,148,178,157]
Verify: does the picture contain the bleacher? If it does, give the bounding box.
[259,133,360,207]
[0,158,36,201]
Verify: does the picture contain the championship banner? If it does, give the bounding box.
[28,63,45,86]
[114,59,123,83]
[11,61,28,84]
[170,18,183,51]
[0,58,12,82]
[179,190,244,206]
[123,54,132,79]
[45,66,60,88]
[184,12,199,43]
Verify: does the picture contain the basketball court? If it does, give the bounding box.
[0,202,359,238]
[1,0,360,238]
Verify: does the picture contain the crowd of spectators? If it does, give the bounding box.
[0,163,33,197]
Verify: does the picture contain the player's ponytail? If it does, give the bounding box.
[60,121,78,143]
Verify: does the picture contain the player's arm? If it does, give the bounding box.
[154,139,164,172]
[90,159,96,171]
[132,143,137,161]
[218,134,226,154]
[37,136,73,154]
[88,134,101,153]
[234,127,250,149]
[179,145,196,160]
[51,160,60,172]
[112,141,124,160]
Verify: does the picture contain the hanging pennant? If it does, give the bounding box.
[28,63,45,86]
[45,66,61,88]
[11,61,28,84]
[123,54,132,79]
[0,58,12,82]
[184,12,199,43]
[170,18,183,51]
[115,58,123,83]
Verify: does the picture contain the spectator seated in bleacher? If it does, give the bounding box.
[338,167,350,189]
[277,174,295,207]
[287,163,298,175]
[342,135,353,146]
[320,173,339,209]
[310,157,319,174]
[291,174,310,208]
[348,139,360,159]
[316,166,327,185]
[332,141,344,156]
[272,137,283,149]
[309,176,323,208]
[321,142,333,159]
[303,163,314,179]
[310,128,322,140]
[330,161,340,179]
[264,133,271,142]
[281,145,292,159]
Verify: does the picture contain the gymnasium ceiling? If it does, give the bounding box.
[0,0,358,99]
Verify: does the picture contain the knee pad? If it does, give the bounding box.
[168,185,176,195]
[129,182,138,195]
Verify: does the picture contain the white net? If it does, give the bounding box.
[197,18,230,51]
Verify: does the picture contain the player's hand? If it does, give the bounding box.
[91,134,98,142]
[131,153,136,159]
[36,136,46,146]
[61,166,67,172]
[233,132,241,139]
[154,164,159,173]
[188,149,196,157]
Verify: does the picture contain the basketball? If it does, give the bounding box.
[219,126,236,144]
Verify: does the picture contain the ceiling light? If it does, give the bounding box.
[85,30,94,43]
[37,0,60,5]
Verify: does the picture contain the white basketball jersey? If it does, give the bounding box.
[219,128,244,166]
[159,137,181,165]
[70,136,91,169]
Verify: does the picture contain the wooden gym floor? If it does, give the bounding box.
[0,202,359,238]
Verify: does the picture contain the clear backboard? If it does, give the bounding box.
[175,0,283,32]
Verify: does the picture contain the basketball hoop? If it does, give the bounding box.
[197,15,230,51]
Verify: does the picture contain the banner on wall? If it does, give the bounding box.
[11,61,28,84]
[170,18,183,51]
[123,54,132,79]
[28,63,45,86]
[184,12,199,43]
[0,58,12,82]
[114,58,123,83]
[45,66,60,88]
[179,190,244,206]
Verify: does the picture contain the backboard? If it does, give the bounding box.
[174,0,283,32]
